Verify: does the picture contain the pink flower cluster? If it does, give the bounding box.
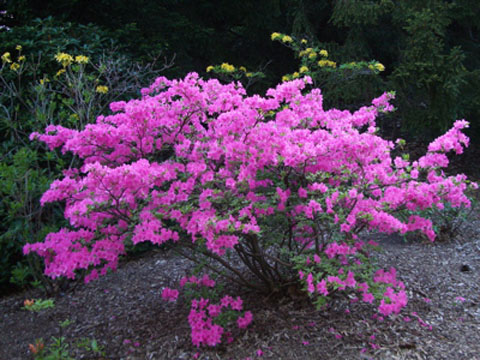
[180,274,216,288]
[161,287,179,302]
[188,295,252,347]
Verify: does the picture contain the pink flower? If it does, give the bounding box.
[161,287,179,302]
[237,311,253,329]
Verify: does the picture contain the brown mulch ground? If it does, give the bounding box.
[1,214,479,360]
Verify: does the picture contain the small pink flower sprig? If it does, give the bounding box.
[294,241,407,316]
[161,274,253,347]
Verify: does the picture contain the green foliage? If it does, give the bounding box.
[328,0,479,140]
[27,319,105,359]
[0,17,119,73]
[29,337,72,360]
[205,62,266,91]
[0,28,171,292]
[23,298,55,312]
[271,32,388,111]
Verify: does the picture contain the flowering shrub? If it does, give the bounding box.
[25,72,475,345]
[271,32,387,114]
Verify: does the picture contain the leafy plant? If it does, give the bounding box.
[23,298,55,312]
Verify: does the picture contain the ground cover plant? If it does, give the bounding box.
[24,72,476,349]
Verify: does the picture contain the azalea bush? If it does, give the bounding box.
[25,73,475,346]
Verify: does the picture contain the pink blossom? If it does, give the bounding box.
[161,287,179,302]
[237,311,253,329]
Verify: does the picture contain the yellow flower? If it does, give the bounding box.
[15,45,22,51]
[1,52,11,63]
[292,71,300,78]
[318,59,336,68]
[299,66,309,73]
[271,32,281,41]
[305,47,313,54]
[10,62,20,71]
[319,49,328,57]
[299,50,307,57]
[54,52,73,67]
[56,68,66,77]
[282,75,290,82]
[18,55,26,62]
[75,55,89,64]
[308,52,317,60]
[301,39,307,44]
[246,72,253,78]
[239,66,247,72]
[220,62,235,72]
[39,77,50,85]
[96,85,109,94]
[375,63,385,72]
[206,65,214,72]
[281,35,293,43]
